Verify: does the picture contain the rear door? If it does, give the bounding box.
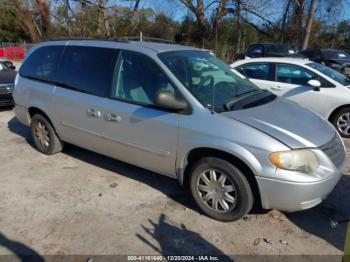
[51,45,119,153]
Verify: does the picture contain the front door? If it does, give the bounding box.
[269,63,327,117]
[100,50,180,176]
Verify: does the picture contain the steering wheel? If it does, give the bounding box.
[195,75,215,92]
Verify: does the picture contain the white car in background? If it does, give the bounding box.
[231,58,350,137]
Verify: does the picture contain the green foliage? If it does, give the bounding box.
[0,8,28,42]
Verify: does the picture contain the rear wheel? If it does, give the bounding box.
[190,157,253,221]
[331,107,350,138]
[30,114,64,155]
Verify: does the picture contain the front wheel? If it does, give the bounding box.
[331,108,350,138]
[190,157,253,221]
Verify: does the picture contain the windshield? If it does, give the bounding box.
[159,50,270,112]
[307,62,350,86]
[322,50,350,60]
[266,44,296,54]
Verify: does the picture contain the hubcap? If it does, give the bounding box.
[337,112,350,136]
[197,169,237,213]
[35,121,50,148]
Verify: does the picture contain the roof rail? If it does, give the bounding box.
[44,36,175,44]
[116,36,174,44]
[45,37,97,41]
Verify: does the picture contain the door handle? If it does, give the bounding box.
[271,86,282,91]
[104,113,121,122]
[86,108,101,118]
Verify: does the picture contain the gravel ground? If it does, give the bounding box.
[0,108,349,260]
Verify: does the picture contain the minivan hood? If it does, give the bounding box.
[222,97,335,149]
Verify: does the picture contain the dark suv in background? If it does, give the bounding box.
[235,43,304,60]
[300,48,350,76]
[0,61,16,107]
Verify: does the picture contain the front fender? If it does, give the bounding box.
[176,136,263,185]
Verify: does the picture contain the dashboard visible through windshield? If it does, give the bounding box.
[159,50,275,112]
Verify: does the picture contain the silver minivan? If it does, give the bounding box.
[13,39,346,221]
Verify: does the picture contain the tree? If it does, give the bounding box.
[302,0,318,49]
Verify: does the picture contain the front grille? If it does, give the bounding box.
[320,134,346,169]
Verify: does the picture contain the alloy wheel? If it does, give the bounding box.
[336,112,350,136]
[34,121,50,148]
[196,169,237,213]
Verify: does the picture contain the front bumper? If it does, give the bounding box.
[0,93,14,107]
[256,169,342,212]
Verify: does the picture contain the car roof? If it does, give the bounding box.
[38,39,203,54]
[320,48,346,52]
[251,43,293,46]
[231,57,311,66]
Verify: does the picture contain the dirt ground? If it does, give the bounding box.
[0,108,349,260]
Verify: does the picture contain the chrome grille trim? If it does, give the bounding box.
[320,134,346,169]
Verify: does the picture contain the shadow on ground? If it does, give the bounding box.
[136,214,232,260]
[287,174,350,251]
[7,116,349,253]
[7,116,197,212]
[0,232,44,262]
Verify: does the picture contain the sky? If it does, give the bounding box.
[56,0,350,25]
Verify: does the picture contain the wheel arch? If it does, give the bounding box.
[328,104,350,122]
[178,147,262,209]
[28,106,58,133]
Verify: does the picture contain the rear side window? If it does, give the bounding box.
[244,63,272,80]
[19,45,63,83]
[58,46,118,97]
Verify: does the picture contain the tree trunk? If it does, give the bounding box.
[291,0,306,49]
[97,0,111,38]
[302,0,317,49]
[236,0,241,53]
[280,0,291,43]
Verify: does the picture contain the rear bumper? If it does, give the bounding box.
[256,170,342,212]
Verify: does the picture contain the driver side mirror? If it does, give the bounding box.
[307,79,321,91]
[154,90,188,111]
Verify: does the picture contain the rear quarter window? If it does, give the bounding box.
[19,45,64,83]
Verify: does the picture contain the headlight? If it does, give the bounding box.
[330,63,342,69]
[269,149,319,173]
[0,83,14,92]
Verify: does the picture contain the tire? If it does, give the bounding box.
[30,114,64,155]
[330,107,350,138]
[190,157,253,221]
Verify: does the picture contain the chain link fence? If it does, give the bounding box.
[0,42,35,61]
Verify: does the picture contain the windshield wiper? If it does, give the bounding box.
[224,89,262,111]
